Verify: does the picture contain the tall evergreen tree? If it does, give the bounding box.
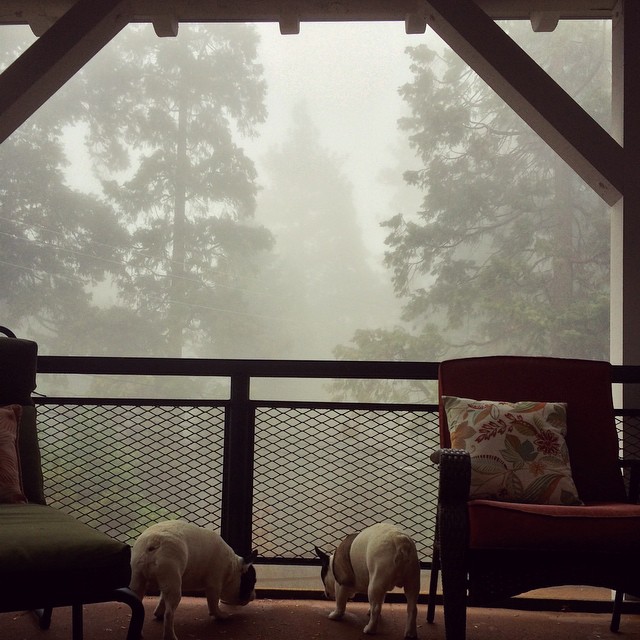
[0,28,129,351]
[339,21,611,368]
[391,21,610,358]
[256,103,397,360]
[77,24,273,357]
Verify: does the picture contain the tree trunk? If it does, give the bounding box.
[167,94,188,358]
[549,157,574,354]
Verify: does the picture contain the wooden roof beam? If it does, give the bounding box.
[0,1,620,26]
[423,0,624,205]
[0,0,131,143]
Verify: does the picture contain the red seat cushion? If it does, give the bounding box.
[468,499,640,551]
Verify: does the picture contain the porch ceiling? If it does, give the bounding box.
[0,1,621,28]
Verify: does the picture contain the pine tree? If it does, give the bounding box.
[77,24,273,357]
[0,28,129,351]
[342,21,611,367]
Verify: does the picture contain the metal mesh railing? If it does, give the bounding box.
[37,402,226,543]
[253,406,440,561]
[618,413,640,459]
[36,399,441,561]
[33,391,640,570]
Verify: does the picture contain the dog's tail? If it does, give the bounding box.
[393,534,419,587]
[129,540,161,598]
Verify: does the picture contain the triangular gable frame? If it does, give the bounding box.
[1,0,639,367]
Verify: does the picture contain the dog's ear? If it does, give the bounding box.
[243,549,258,567]
[314,546,330,567]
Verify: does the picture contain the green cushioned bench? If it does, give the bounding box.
[0,329,144,640]
[0,504,132,609]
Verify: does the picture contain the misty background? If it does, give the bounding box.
[0,19,611,400]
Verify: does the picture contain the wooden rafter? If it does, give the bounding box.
[0,0,131,143]
[423,0,624,205]
[0,0,625,206]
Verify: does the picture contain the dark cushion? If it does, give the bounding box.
[0,503,131,610]
[468,499,640,551]
[0,338,37,406]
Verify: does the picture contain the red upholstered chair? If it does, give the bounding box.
[426,356,640,640]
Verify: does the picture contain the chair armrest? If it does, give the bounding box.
[432,449,471,561]
[437,448,471,505]
[619,459,640,503]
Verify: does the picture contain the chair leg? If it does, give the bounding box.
[72,604,84,640]
[427,547,440,623]
[114,586,145,640]
[34,607,53,630]
[611,590,624,632]
[441,566,467,640]
[27,591,142,640]
[439,541,467,640]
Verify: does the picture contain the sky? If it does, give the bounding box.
[8,18,609,258]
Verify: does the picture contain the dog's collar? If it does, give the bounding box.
[332,533,357,587]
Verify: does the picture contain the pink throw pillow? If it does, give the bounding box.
[0,404,27,503]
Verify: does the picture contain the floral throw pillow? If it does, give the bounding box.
[443,396,582,505]
[0,404,27,504]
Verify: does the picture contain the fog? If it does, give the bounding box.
[249,22,423,257]
[2,19,611,378]
[60,21,430,362]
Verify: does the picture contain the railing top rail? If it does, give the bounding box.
[36,355,640,383]
[36,355,440,380]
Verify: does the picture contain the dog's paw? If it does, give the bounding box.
[152,603,165,620]
[211,610,232,621]
[328,610,344,621]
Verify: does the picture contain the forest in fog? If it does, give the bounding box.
[0,20,612,398]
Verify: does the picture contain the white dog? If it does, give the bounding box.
[315,522,421,639]
[130,520,257,640]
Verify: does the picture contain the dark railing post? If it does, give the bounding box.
[220,373,255,556]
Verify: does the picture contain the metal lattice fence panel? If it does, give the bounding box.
[37,403,225,544]
[618,414,640,459]
[253,406,440,562]
[31,398,640,572]
[617,414,640,500]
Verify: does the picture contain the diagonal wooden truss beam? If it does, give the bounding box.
[0,0,131,143]
[0,0,625,207]
[423,0,624,205]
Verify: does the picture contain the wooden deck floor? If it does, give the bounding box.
[1,590,639,640]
